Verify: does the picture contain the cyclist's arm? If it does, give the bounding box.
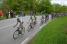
[13,22,18,27]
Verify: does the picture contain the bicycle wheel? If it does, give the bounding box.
[13,30,19,40]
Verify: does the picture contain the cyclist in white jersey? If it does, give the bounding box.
[14,18,24,27]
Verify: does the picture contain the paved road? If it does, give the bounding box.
[0,15,52,44]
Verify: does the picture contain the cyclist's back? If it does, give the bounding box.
[41,15,45,23]
[30,16,33,22]
[34,15,36,21]
[33,15,37,24]
[17,18,24,28]
[41,15,44,20]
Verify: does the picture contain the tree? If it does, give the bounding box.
[34,0,52,14]
[2,0,53,14]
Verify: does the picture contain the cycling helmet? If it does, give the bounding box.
[17,18,20,22]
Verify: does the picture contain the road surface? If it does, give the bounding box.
[0,15,52,44]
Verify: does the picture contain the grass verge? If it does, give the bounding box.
[28,16,67,44]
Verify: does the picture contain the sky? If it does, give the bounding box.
[51,0,67,6]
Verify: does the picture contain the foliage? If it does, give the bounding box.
[2,0,52,14]
[2,0,67,14]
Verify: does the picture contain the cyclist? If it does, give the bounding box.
[13,18,24,35]
[29,16,34,28]
[41,15,45,24]
[33,15,37,25]
[42,15,44,20]
[45,14,49,22]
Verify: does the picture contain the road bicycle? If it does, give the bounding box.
[13,26,25,40]
[27,22,34,32]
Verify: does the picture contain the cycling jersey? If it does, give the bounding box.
[17,18,24,28]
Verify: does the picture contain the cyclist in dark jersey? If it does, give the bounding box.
[33,15,37,25]
[41,15,45,24]
[29,16,34,28]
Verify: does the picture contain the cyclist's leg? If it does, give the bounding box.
[28,23,32,32]
[17,25,22,35]
[30,23,33,29]
[16,27,20,34]
[41,19,43,25]
[21,26,25,34]
[18,28,22,35]
[34,20,37,24]
[33,21,36,25]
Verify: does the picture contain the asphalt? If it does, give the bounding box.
[0,15,52,44]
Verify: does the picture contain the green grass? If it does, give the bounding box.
[28,16,67,44]
[0,16,6,20]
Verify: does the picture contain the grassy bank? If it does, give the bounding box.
[0,16,6,20]
[28,16,67,44]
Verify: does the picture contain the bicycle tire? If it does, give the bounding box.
[13,30,19,40]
